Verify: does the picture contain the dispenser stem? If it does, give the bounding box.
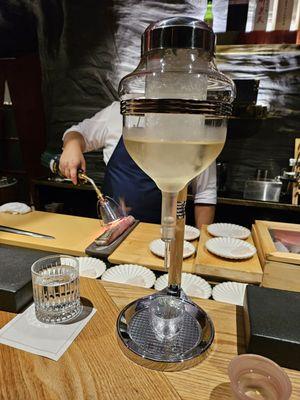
[161,191,177,242]
[168,186,188,289]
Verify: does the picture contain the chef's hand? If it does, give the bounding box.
[60,132,86,185]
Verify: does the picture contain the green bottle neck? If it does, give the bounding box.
[204,1,213,27]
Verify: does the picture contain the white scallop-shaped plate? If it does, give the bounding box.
[155,273,212,299]
[0,202,31,214]
[149,239,196,259]
[205,237,256,260]
[77,257,106,278]
[212,281,248,306]
[101,264,156,288]
[207,223,250,240]
[184,225,200,241]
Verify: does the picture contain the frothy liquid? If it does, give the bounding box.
[124,137,224,192]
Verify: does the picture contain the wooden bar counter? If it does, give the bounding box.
[0,211,104,256]
[108,222,197,273]
[0,279,299,399]
[109,222,263,284]
[1,212,263,284]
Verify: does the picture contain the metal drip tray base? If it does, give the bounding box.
[128,308,201,361]
[116,289,214,371]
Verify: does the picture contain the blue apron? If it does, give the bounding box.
[102,137,162,223]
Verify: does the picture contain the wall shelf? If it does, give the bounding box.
[216,43,300,55]
[216,31,299,50]
[217,196,299,212]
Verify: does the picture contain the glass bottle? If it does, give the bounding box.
[204,0,213,28]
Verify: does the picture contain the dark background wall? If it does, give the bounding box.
[36,0,208,149]
[1,0,299,203]
[35,1,300,184]
[217,46,300,193]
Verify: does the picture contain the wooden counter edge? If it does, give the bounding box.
[193,263,262,284]
[0,238,87,257]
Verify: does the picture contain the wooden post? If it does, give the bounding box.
[292,139,300,205]
[168,186,188,288]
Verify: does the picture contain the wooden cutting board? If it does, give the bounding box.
[292,138,300,205]
[108,222,198,273]
[194,226,263,284]
[0,211,105,256]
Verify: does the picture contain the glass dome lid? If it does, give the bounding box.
[119,17,235,108]
[141,16,216,56]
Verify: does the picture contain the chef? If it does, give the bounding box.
[60,101,217,228]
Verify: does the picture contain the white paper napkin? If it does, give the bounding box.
[0,304,96,361]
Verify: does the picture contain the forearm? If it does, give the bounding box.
[63,131,86,152]
[194,204,215,229]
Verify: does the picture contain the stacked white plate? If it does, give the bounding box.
[207,223,250,240]
[212,282,248,306]
[77,257,106,278]
[184,225,200,241]
[154,273,212,299]
[101,264,156,288]
[149,239,196,259]
[205,237,256,260]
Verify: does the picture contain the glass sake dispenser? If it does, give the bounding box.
[116,17,235,371]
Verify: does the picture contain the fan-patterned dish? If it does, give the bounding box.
[212,281,248,306]
[207,223,250,240]
[205,237,256,260]
[101,264,156,288]
[149,239,196,259]
[155,273,212,299]
[77,257,106,278]
[184,225,200,241]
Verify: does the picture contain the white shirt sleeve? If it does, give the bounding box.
[62,101,122,164]
[191,162,217,205]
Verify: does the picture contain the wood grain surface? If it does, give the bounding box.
[194,226,263,284]
[0,279,299,399]
[0,211,104,256]
[0,279,180,400]
[102,281,300,400]
[292,138,300,205]
[169,186,188,286]
[108,222,198,273]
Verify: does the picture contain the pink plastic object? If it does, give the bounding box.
[228,354,292,400]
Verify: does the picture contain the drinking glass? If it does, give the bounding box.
[97,196,126,225]
[31,255,82,324]
[149,296,185,341]
[228,354,292,400]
